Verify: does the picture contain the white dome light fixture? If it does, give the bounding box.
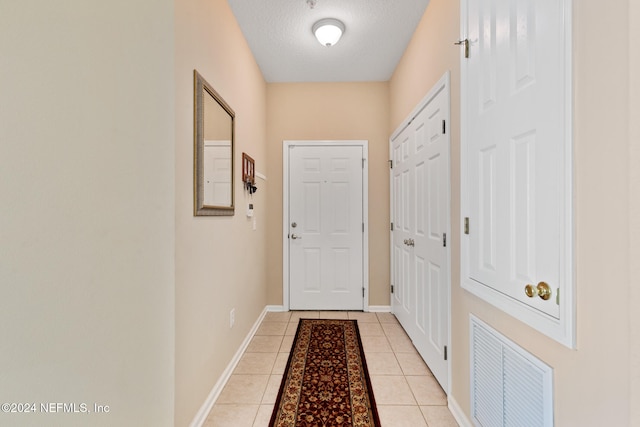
[312,18,345,47]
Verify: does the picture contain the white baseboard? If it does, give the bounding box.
[448,395,473,427]
[189,306,269,427]
[367,305,391,312]
[266,305,389,313]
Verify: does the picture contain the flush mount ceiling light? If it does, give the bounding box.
[312,18,345,47]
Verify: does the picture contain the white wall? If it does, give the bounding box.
[0,1,175,426]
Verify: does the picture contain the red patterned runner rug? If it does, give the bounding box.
[269,318,380,427]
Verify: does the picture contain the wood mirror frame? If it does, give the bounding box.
[194,70,235,216]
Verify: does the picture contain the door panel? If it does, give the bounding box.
[464,0,565,319]
[426,262,443,349]
[392,137,414,327]
[289,145,364,310]
[411,94,449,390]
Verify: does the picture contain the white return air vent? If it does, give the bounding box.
[470,315,553,427]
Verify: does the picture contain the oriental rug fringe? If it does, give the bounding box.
[269,318,381,427]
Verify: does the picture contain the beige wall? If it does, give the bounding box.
[3,1,636,426]
[174,0,268,425]
[0,1,175,426]
[391,0,634,425]
[265,83,390,307]
[629,1,640,425]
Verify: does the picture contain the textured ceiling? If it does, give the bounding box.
[227,0,431,83]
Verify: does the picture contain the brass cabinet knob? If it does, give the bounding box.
[536,282,552,300]
[524,282,552,300]
[524,284,536,298]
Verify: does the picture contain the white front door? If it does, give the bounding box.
[391,76,450,392]
[287,143,365,310]
[462,0,571,323]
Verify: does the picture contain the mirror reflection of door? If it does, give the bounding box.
[203,86,233,208]
[204,141,232,206]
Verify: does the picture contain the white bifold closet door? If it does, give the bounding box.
[391,76,450,392]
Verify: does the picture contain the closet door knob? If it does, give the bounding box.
[524,282,552,300]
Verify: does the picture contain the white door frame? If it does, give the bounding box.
[282,140,369,311]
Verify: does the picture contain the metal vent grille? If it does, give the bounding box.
[470,315,554,427]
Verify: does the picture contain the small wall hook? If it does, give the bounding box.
[455,38,470,58]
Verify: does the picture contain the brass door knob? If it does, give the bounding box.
[524,282,552,300]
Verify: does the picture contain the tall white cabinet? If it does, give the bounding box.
[460,0,575,347]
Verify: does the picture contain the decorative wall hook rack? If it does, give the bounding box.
[242,152,257,194]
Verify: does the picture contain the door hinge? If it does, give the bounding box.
[464,217,470,235]
[362,223,365,232]
[362,287,365,297]
[362,158,365,168]
[391,222,394,231]
[455,38,470,58]
[443,233,447,247]
[390,284,394,294]
[442,119,446,134]
[444,345,448,361]
[388,160,393,169]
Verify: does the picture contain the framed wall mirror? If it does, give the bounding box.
[194,70,235,216]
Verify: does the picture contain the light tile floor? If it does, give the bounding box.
[204,311,459,427]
